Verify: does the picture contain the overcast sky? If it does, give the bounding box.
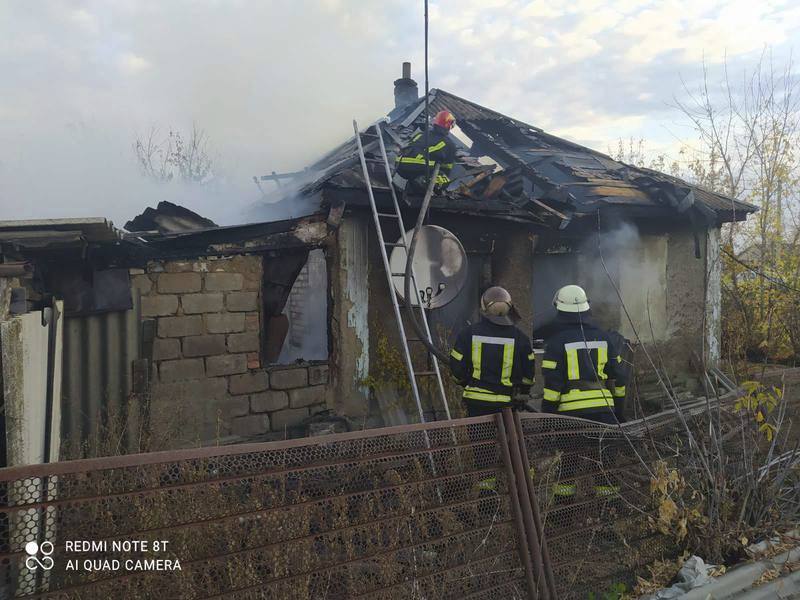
[1,0,798,227]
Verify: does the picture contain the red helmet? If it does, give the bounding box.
[433,110,456,130]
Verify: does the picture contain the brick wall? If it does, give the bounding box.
[131,255,329,447]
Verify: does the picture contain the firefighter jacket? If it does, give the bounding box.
[541,314,627,418]
[449,318,535,406]
[395,125,456,185]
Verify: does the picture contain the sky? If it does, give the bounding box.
[1,0,798,227]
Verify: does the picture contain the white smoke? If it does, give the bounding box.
[578,221,670,341]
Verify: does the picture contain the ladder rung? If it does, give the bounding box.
[385,242,406,247]
[376,212,399,218]
[414,371,438,377]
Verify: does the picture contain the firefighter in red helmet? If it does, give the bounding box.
[396,110,458,190]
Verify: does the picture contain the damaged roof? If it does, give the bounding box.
[265,89,756,228]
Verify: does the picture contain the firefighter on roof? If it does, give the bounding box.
[541,284,627,424]
[449,286,535,417]
[395,110,457,189]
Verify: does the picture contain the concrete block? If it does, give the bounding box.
[206,313,245,334]
[141,295,179,317]
[158,315,203,338]
[205,272,243,291]
[182,334,226,357]
[164,261,194,273]
[231,414,270,438]
[226,395,250,418]
[289,385,326,408]
[152,338,180,361]
[245,312,259,330]
[147,261,165,273]
[159,358,205,383]
[230,371,269,395]
[250,390,289,413]
[226,291,258,312]
[151,377,228,404]
[228,332,259,353]
[158,272,201,294]
[182,293,224,314]
[247,352,260,369]
[130,274,153,295]
[206,354,248,377]
[271,408,308,431]
[308,364,329,385]
[271,367,309,390]
[208,258,235,272]
[129,268,145,275]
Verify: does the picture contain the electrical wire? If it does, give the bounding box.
[423,0,430,192]
[722,248,800,294]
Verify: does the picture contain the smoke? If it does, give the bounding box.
[0,2,414,226]
[578,221,670,341]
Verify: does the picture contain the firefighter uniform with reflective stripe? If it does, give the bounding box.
[541,314,627,423]
[449,318,535,416]
[395,127,456,186]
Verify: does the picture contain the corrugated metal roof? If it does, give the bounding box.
[0,218,121,243]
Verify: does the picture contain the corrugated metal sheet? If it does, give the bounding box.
[61,294,141,456]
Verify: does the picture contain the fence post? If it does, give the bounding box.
[513,410,559,599]
[500,408,551,599]
[495,412,539,600]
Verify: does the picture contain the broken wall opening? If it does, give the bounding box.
[262,248,329,365]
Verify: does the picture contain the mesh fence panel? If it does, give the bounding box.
[519,414,681,599]
[0,417,529,600]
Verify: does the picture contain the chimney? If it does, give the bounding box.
[394,62,418,109]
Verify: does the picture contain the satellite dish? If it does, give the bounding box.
[389,225,468,308]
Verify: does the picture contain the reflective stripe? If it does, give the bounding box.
[616,355,622,363]
[557,388,614,412]
[500,342,514,386]
[564,340,609,351]
[560,388,613,402]
[450,349,463,361]
[428,140,446,152]
[543,388,561,402]
[541,359,558,370]
[471,337,482,380]
[397,156,438,166]
[441,162,454,169]
[522,377,534,385]
[553,483,576,497]
[463,387,511,402]
[595,485,620,497]
[566,348,579,380]
[613,385,626,397]
[470,335,515,382]
[527,352,535,360]
[597,344,608,380]
[563,340,608,381]
[477,476,497,491]
[411,133,422,141]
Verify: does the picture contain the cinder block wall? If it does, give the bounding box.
[131,256,329,447]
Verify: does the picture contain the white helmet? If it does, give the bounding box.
[553,284,590,313]
[480,286,520,325]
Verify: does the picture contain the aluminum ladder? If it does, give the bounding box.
[352,119,452,423]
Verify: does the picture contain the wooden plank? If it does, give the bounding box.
[482,175,507,199]
[588,185,649,199]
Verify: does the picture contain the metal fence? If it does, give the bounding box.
[0,412,682,599]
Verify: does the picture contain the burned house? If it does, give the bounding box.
[0,66,756,461]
